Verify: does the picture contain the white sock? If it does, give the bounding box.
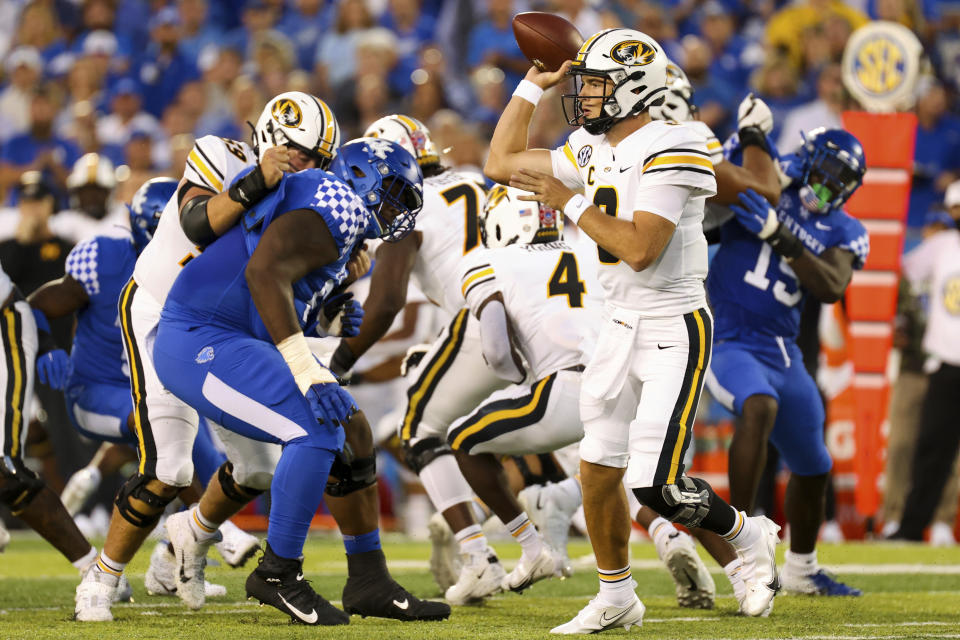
[598,565,635,607]
[455,524,488,556]
[72,546,97,571]
[649,516,678,549]
[505,513,543,561]
[723,510,761,550]
[94,550,125,584]
[785,549,817,575]
[188,505,220,542]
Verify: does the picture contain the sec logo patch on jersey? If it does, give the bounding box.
[577,145,593,167]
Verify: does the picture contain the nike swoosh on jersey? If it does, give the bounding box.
[599,602,636,627]
[814,221,832,230]
[393,598,410,610]
[278,593,319,624]
[657,344,675,349]
[619,166,634,173]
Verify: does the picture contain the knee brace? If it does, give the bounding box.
[403,437,453,475]
[0,458,44,515]
[114,473,178,528]
[632,477,713,528]
[326,443,377,497]
[217,461,266,503]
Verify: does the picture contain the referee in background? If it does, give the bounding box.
[893,180,960,541]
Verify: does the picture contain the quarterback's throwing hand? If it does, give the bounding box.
[308,382,356,425]
[510,169,575,211]
[524,60,573,90]
[730,189,780,240]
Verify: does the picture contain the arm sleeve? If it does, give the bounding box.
[477,298,525,383]
[64,238,102,297]
[459,258,499,310]
[550,140,586,190]
[182,135,227,192]
[632,183,696,225]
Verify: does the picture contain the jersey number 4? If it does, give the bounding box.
[743,243,802,306]
[549,252,586,307]
[441,183,484,254]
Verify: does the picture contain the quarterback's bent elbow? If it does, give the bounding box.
[483,156,510,185]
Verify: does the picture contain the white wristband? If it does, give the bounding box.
[277,332,337,394]
[563,193,590,225]
[513,80,544,106]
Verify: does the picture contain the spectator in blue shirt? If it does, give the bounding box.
[0,87,80,203]
[177,0,226,63]
[380,0,437,96]
[14,2,68,68]
[276,0,335,70]
[315,0,377,95]
[698,0,757,99]
[135,7,200,119]
[683,34,738,139]
[909,79,960,234]
[225,0,281,60]
[73,0,135,64]
[466,0,529,92]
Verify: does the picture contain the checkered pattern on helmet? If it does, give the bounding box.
[310,177,370,249]
[841,232,870,268]
[65,238,100,296]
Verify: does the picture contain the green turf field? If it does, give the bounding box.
[2,532,959,639]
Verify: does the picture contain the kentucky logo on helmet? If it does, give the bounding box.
[272,98,302,128]
[609,40,656,66]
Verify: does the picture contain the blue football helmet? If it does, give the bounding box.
[128,177,176,253]
[796,127,866,213]
[330,137,423,242]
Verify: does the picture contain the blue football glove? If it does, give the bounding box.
[730,188,780,240]
[319,290,363,337]
[775,152,804,187]
[307,382,356,425]
[37,349,69,390]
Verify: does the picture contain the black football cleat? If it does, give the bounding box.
[342,549,451,621]
[245,543,349,626]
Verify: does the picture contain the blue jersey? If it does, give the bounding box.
[706,187,869,341]
[164,169,373,338]
[65,233,138,385]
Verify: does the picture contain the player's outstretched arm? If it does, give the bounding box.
[713,151,781,206]
[789,246,856,303]
[484,64,570,185]
[331,232,419,375]
[476,292,525,384]
[27,275,90,318]
[179,146,291,246]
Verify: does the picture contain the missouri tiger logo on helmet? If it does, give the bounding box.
[363,114,441,170]
[481,184,562,249]
[609,40,656,66]
[271,98,303,128]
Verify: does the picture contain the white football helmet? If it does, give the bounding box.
[252,91,340,169]
[563,28,668,134]
[66,153,117,190]
[481,184,562,249]
[363,114,440,169]
[651,59,697,122]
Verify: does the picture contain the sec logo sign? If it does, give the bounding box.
[842,21,922,113]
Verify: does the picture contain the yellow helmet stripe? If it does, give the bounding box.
[395,114,419,132]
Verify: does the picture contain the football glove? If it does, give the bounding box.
[775,152,805,188]
[321,291,364,337]
[730,189,780,240]
[37,349,69,390]
[737,93,773,134]
[307,382,356,425]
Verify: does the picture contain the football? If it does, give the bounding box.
[512,12,584,73]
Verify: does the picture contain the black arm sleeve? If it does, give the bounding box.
[179,194,217,246]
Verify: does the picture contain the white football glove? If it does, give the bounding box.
[737,93,773,134]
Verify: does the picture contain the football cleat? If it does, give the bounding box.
[738,516,781,617]
[502,545,565,593]
[929,522,956,547]
[518,482,580,577]
[60,465,102,516]
[112,575,133,603]
[427,511,461,591]
[656,531,715,609]
[444,550,506,605]
[216,519,261,568]
[245,543,348,626]
[550,594,645,634]
[165,510,222,610]
[342,549,450,621]
[75,566,117,622]
[145,541,227,598]
[781,568,862,596]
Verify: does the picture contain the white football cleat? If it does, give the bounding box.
[113,575,133,603]
[428,512,461,591]
[0,518,9,553]
[819,520,845,544]
[518,482,580,577]
[738,516,780,617]
[930,522,956,547]
[165,511,222,610]
[550,594,645,634]
[145,541,227,598]
[656,531,715,609]
[75,567,117,622]
[215,519,260,568]
[444,549,506,605]
[502,545,564,593]
[61,466,102,516]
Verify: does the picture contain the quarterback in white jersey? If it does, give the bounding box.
[485,28,781,633]
[76,92,340,622]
